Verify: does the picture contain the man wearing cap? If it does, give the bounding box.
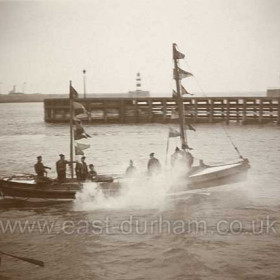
[87,164,98,181]
[56,154,70,182]
[147,153,161,176]
[75,156,88,181]
[34,156,51,178]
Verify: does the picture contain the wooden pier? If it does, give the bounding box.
[44,97,280,125]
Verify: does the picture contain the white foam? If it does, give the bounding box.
[74,164,190,211]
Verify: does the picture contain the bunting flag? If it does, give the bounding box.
[186,124,196,131]
[73,101,87,114]
[168,127,181,138]
[70,84,79,99]
[76,142,90,150]
[74,120,91,140]
[173,46,185,60]
[75,146,84,156]
[171,109,179,119]
[73,101,90,121]
[182,142,193,150]
[173,68,193,80]
[181,85,193,96]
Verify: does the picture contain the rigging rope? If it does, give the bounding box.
[181,58,244,159]
[221,126,244,159]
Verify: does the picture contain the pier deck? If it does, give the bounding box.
[44,97,280,125]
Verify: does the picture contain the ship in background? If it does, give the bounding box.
[267,88,280,98]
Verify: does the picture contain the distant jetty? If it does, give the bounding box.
[44,96,280,125]
[0,93,67,103]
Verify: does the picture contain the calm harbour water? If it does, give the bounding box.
[0,102,280,280]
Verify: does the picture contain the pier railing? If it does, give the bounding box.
[44,97,280,125]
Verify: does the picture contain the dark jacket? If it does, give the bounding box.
[75,162,88,180]
[56,159,69,173]
[34,162,46,177]
[147,157,161,175]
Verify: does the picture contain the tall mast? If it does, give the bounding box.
[83,69,87,99]
[173,43,187,150]
[69,80,74,178]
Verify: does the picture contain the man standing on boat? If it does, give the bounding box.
[87,164,98,181]
[75,156,88,181]
[34,156,51,178]
[147,153,161,176]
[75,159,82,181]
[171,147,181,167]
[56,154,71,182]
[181,150,194,169]
[125,160,136,177]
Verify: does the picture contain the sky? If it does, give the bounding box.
[0,0,279,95]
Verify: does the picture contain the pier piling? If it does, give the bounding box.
[44,96,280,125]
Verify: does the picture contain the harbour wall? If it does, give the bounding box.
[44,97,280,125]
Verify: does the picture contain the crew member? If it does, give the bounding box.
[181,150,194,169]
[75,156,88,181]
[147,153,161,176]
[125,160,136,177]
[34,156,51,177]
[56,154,70,182]
[88,164,98,181]
[75,159,82,181]
[171,147,181,167]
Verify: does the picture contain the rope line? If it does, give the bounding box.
[181,57,244,159]
[221,125,244,159]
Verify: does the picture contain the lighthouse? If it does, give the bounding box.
[128,73,150,98]
[136,72,141,92]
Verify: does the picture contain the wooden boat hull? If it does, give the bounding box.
[187,159,250,189]
[0,160,249,201]
[0,175,116,202]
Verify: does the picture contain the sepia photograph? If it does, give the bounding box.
[0,0,279,279]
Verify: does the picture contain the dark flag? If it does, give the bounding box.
[186,124,196,131]
[70,84,78,99]
[173,46,185,60]
[172,90,177,99]
[182,142,193,150]
[173,68,193,80]
[74,120,91,140]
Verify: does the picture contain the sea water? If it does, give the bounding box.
[0,103,280,279]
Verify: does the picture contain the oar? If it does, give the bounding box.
[0,250,44,267]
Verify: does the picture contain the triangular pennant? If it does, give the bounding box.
[168,127,181,138]
[74,120,91,140]
[70,84,78,99]
[173,68,193,80]
[173,46,185,60]
[172,90,177,99]
[182,142,193,150]
[76,142,90,150]
[73,101,87,114]
[186,124,196,131]
[181,85,194,96]
[75,146,84,156]
[178,67,193,79]
[73,101,89,121]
